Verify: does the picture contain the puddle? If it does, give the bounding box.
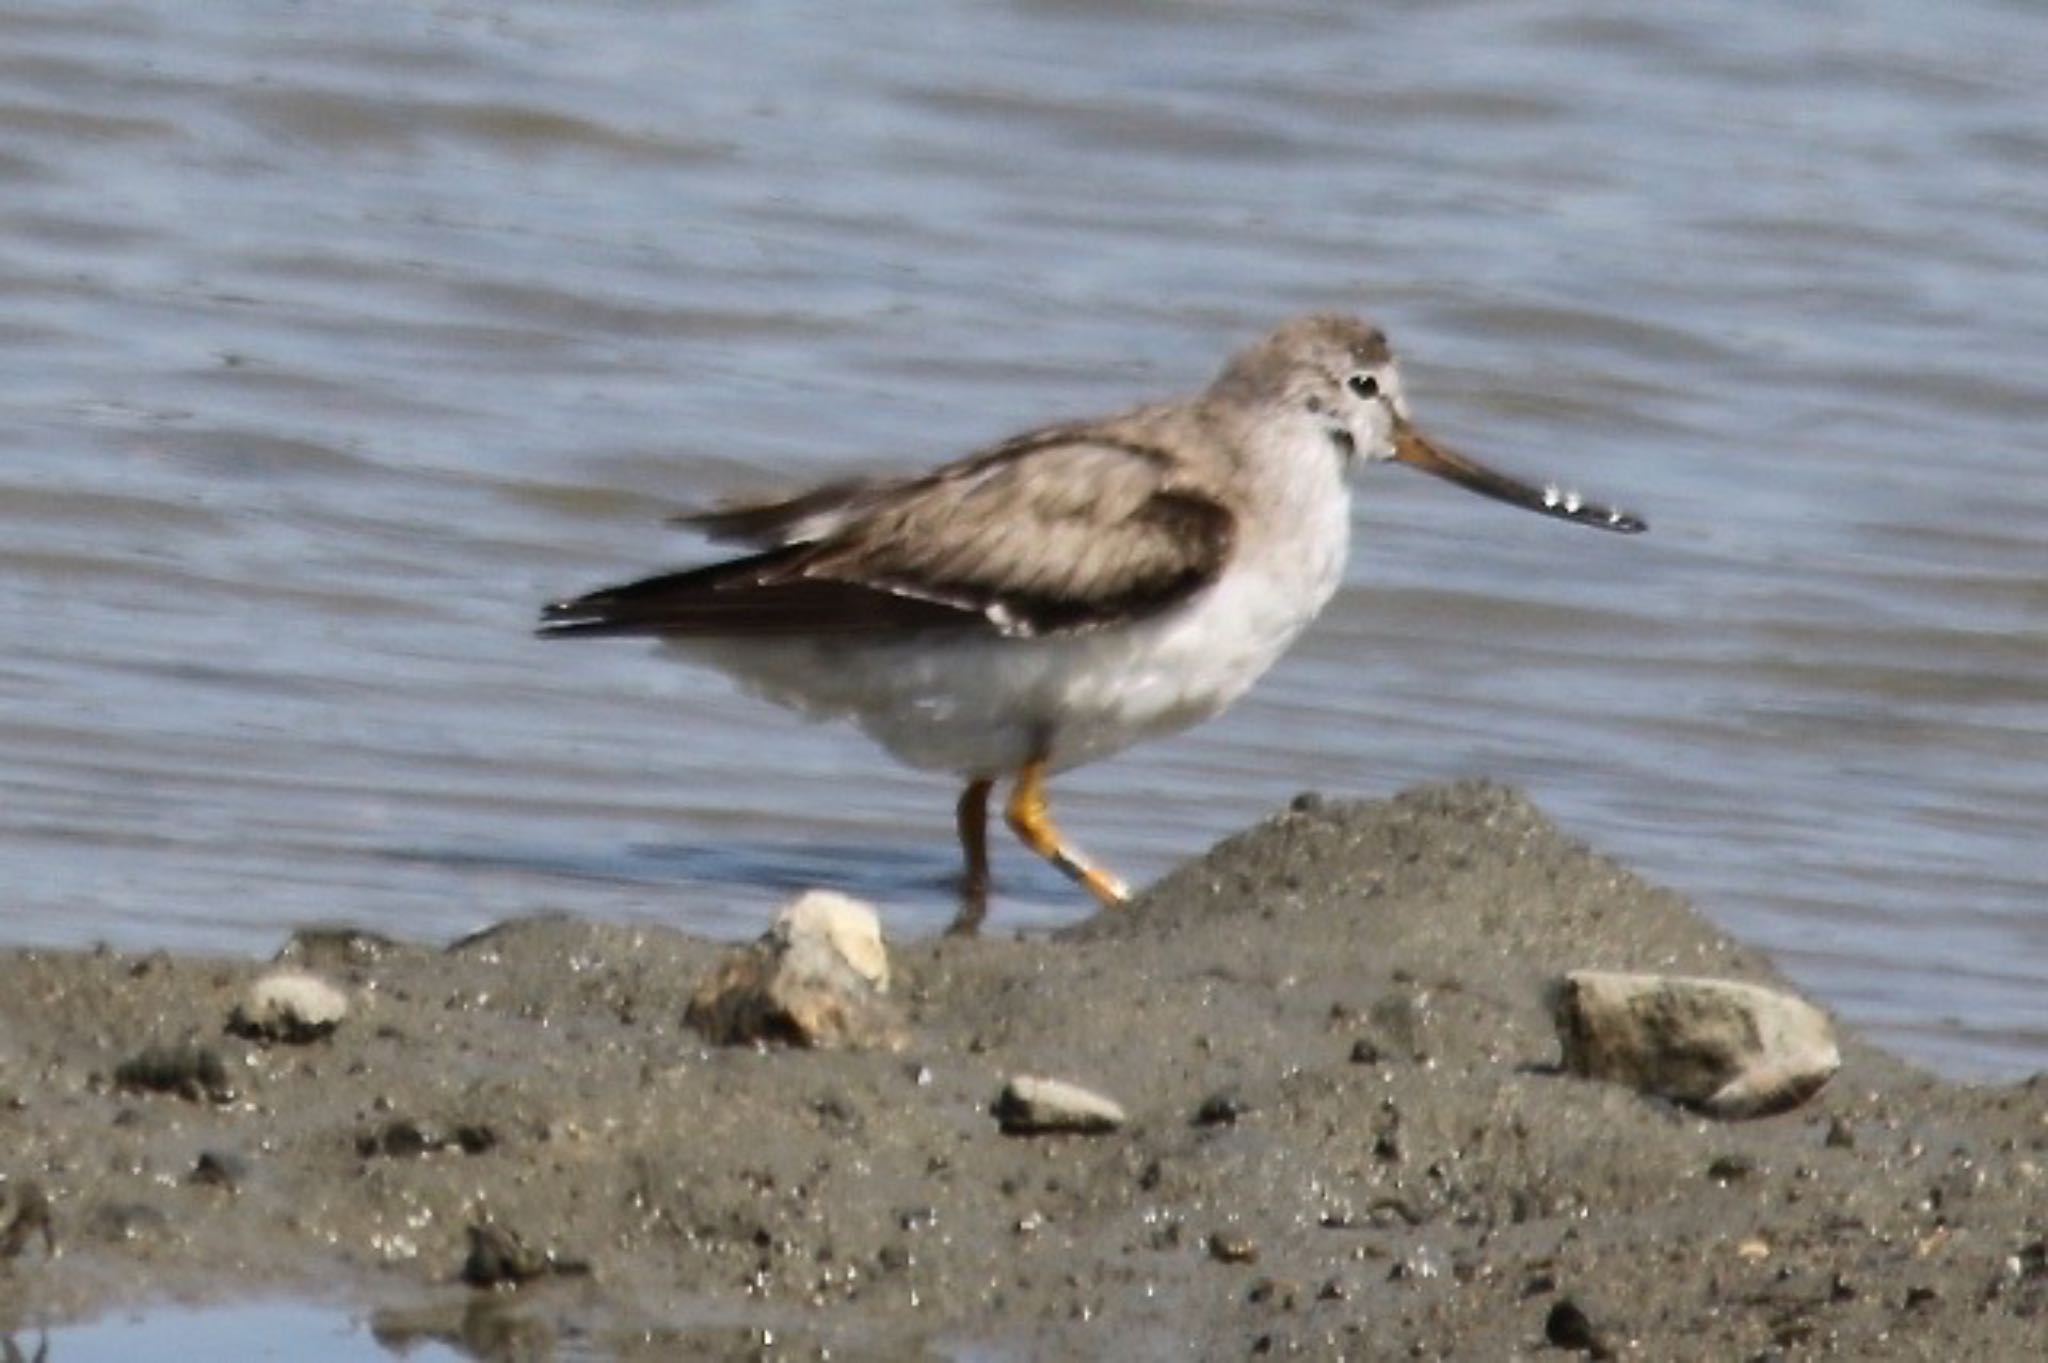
[8,1302,469,1363]
[5,1304,1048,1363]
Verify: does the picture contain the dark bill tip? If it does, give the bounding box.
[1392,428,1646,535]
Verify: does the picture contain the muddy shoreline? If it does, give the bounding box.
[2,784,2042,1358]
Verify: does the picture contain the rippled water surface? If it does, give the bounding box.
[4,0,2043,1078]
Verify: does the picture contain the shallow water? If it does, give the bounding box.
[2,0,2042,1079]
[11,1301,468,1362]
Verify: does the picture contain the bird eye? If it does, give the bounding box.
[1347,373,1380,399]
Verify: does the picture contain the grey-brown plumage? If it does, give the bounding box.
[540,313,1645,933]
[542,423,1240,641]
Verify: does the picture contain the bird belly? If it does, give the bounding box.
[672,531,1346,779]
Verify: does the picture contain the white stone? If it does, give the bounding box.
[995,1075,1127,1135]
[686,889,904,1050]
[1552,971,1840,1118]
[232,969,349,1043]
[773,890,889,993]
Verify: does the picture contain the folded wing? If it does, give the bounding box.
[540,428,1236,640]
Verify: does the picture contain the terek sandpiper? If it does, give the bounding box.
[541,314,1645,933]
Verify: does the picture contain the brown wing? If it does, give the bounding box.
[540,427,1237,640]
[669,478,881,546]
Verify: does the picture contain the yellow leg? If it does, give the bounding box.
[1003,758,1129,909]
[947,777,994,937]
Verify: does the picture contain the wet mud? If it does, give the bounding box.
[2,784,2041,1359]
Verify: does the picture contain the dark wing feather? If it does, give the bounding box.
[540,428,1236,640]
[537,548,974,637]
[668,478,881,546]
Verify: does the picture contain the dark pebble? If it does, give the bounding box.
[1247,1277,1299,1308]
[1707,1154,1757,1182]
[113,1044,234,1103]
[1545,1297,1613,1358]
[189,1149,250,1189]
[1194,1091,1250,1127]
[462,1222,589,1288]
[1366,1197,1427,1228]
[278,925,399,972]
[357,1119,498,1160]
[0,1180,55,1258]
[1207,1231,1259,1265]
[463,1223,548,1287]
[453,1123,499,1155]
[359,1118,437,1159]
[2017,1239,2047,1276]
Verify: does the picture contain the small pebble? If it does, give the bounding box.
[229,970,349,1044]
[1246,1276,1296,1306]
[463,1223,549,1287]
[461,1222,588,1288]
[1544,1298,1613,1358]
[189,1149,250,1190]
[114,1043,234,1103]
[1707,1153,1757,1182]
[685,890,904,1050]
[775,889,890,991]
[1207,1231,1259,1265]
[357,1118,498,1160]
[0,1180,54,1259]
[994,1076,1126,1136]
[277,926,397,972]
